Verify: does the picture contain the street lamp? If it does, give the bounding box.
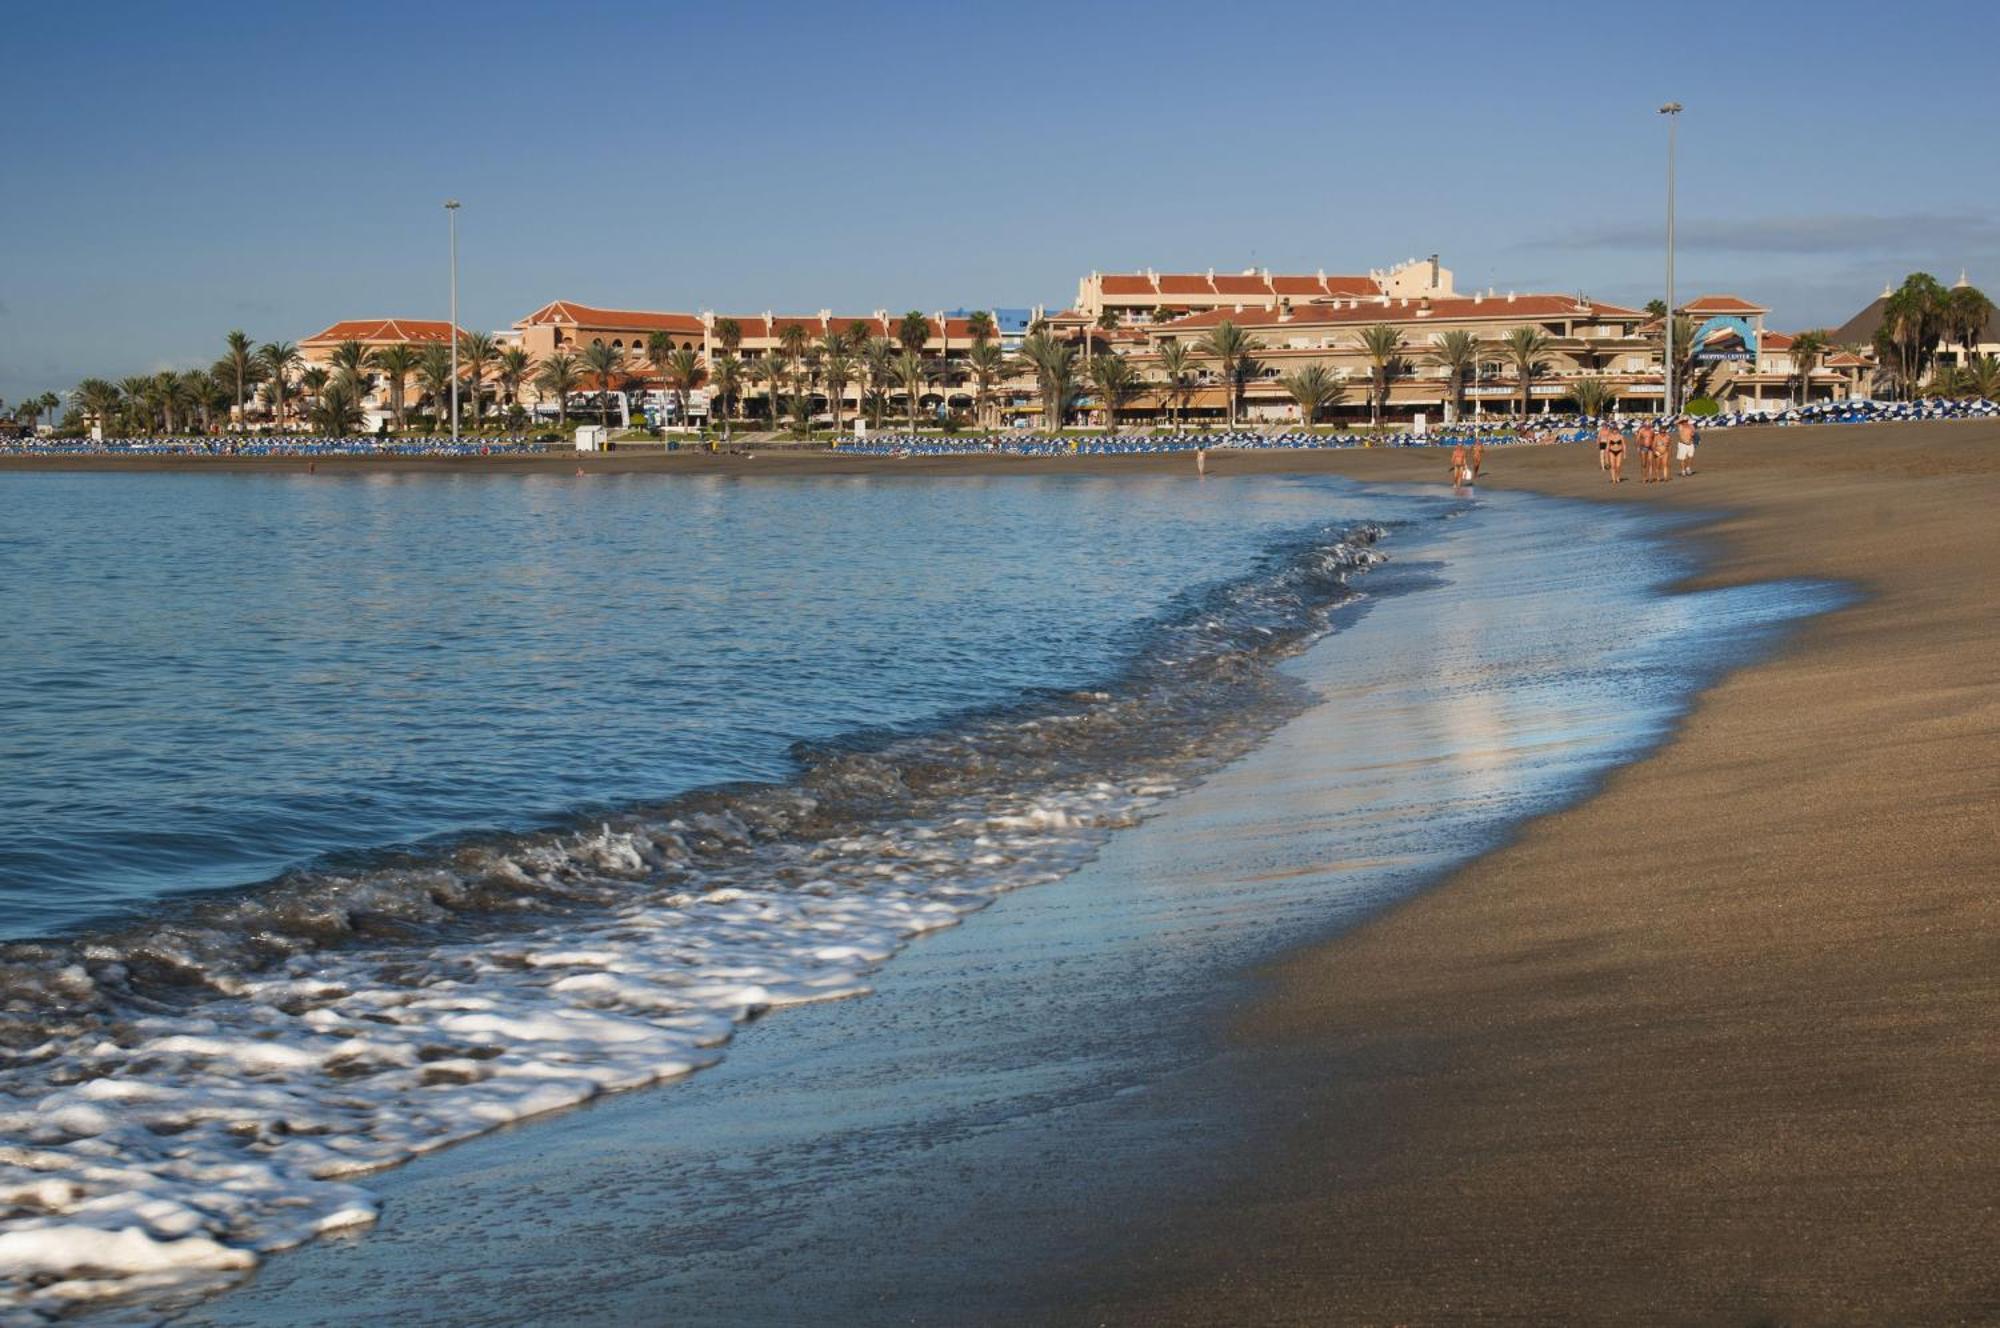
[445,199,461,441]
[1659,103,1682,416]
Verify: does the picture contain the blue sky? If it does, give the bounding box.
[5,0,1997,406]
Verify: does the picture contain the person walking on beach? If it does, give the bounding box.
[1597,421,1614,471]
[1450,440,1469,486]
[1636,420,1656,482]
[1471,439,1486,479]
[1676,417,1698,476]
[1606,427,1626,483]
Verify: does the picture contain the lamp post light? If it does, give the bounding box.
[445,199,461,442]
[1659,102,1682,417]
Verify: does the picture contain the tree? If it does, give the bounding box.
[369,344,419,432]
[579,341,627,427]
[820,332,854,434]
[120,375,157,433]
[964,341,1005,430]
[416,343,456,427]
[1571,376,1617,418]
[1089,353,1140,433]
[714,317,743,360]
[330,340,374,406]
[860,337,896,431]
[779,321,810,367]
[754,353,788,427]
[1196,321,1260,428]
[258,341,301,430]
[299,366,330,417]
[1944,282,1994,369]
[192,372,230,434]
[74,379,121,435]
[1428,329,1480,423]
[38,392,60,428]
[534,349,585,427]
[897,311,931,358]
[645,331,677,430]
[13,396,38,429]
[1359,323,1406,426]
[458,331,498,430]
[1020,330,1078,431]
[1280,364,1343,426]
[496,346,533,427]
[223,330,259,432]
[662,346,706,432]
[1882,273,1948,397]
[1644,298,1668,319]
[1154,339,1196,432]
[894,348,929,431]
[1787,329,1829,406]
[966,310,997,347]
[311,379,364,434]
[1502,326,1553,418]
[709,353,743,437]
[1957,353,2000,401]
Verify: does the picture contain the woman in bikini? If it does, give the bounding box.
[1606,428,1626,483]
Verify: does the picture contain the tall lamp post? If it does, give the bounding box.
[1659,102,1682,417]
[445,199,462,442]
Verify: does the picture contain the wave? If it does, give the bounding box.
[0,520,1389,1321]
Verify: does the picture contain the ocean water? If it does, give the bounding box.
[0,469,1428,1319]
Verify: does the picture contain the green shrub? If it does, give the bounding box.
[1685,397,1720,417]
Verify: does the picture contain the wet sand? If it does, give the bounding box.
[1088,423,2000,1324]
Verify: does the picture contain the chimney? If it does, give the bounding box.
[1474,292,1483,304]
[1429,254,1440,288]
[1506,291,1516,303]
[1207,267,1215,282]
[1316,267,1325,281]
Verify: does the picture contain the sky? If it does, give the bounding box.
[5,0,1998,407]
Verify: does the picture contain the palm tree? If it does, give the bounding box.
[1957,353,2000,401]
[1280,364,1343,427]
[964,341,1005,430]
[417,343,457,428]
[897,311,931,359]
[966,310,997,347]
[1787,329,1829,406]
[1195,321,1260,428]
[1020,330,1078,431]
[330,340,373,405]
[1882,273,1947,397]
[495,346,533,428]
[754,354,788,428]
[1944,282,1994,370]
[1502,326,1553,419]
[1571,376,1617,418]
[645,331,677,429]
[779,322,811,368]
[579,341,626,428]
[299,366,330,415]
[1644,299,1668,319]
[192,372,230,434]
[663,346,706,432]
[74,379,120,435]
[860,337,896,431]
[458,331,498,430]
[369,344,419,432]
[258,341,301,430]
[1154,340,1196,432]
[1428,329,1480,423]
[1089,353,1140,434]
[713,317,743,361]
[311,379,364,435]
[119,376,157,433]
[534,349,585,427]
[709,353,744,438]
[1359,323,1406,427]
[223,330,259,432]
[894,349,929,431]
[820,332,855,434]
[38,392,60,429]
[1663,314,1702,410]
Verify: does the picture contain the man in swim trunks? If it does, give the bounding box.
[1450,440,1469,485]
[1676,417,1698,476]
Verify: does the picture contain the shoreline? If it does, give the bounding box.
[1083,422,2000,1323]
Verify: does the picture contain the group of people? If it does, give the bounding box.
[1596,418,1699,484]
[1448,439,1486,486]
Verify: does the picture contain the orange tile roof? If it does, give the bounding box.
[1762,331,1795,350]
[1825,351,1870,367]
[1156,274,1216,295]
[1682,294,1766,314]
[516,300,704,333]
[303,318,457,346]
[1210,273,1271,296]
[1159,293,1630,332]
[1100,274,1158,295]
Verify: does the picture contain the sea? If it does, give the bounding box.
[0,469,1840,1322]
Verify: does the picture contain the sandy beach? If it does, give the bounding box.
[1084,422,2000,1324]
[16,423,1996,1324]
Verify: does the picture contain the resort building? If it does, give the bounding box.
[299,318,457,366]
[1832,273,2000,369]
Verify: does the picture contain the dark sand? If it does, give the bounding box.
[22,424,1997,1322]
